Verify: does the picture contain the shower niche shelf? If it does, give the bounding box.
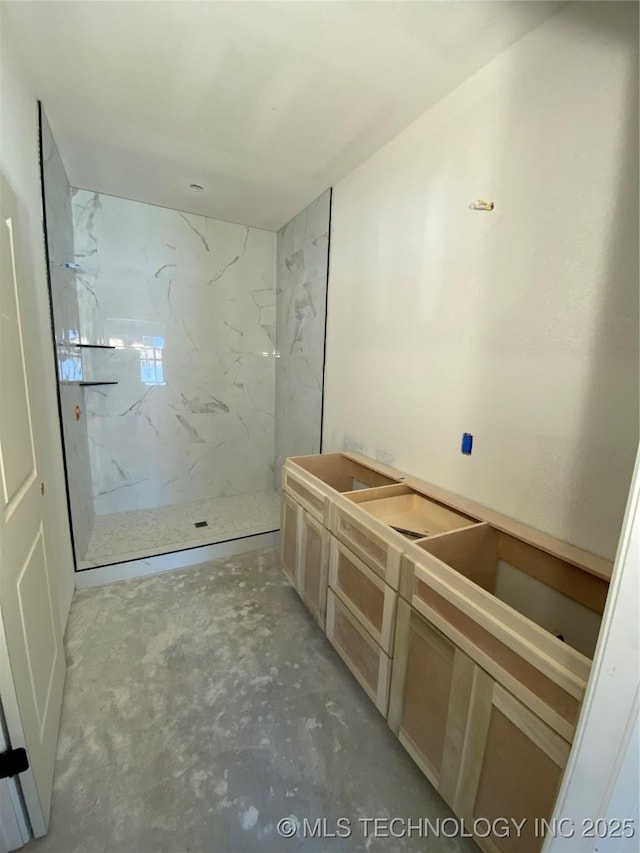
[73,343,116,350]
[60,380,118,387]
[69,343,118,386]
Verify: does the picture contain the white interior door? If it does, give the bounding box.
[0,706,30,852]
[0,171,65,837]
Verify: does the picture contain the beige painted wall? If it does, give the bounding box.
[323,1,639,559]
[0,24,75,626]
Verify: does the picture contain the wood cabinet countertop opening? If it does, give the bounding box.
[412,523,606,659]
[289,453,398,494]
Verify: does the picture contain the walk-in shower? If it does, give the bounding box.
[40,107,330,572]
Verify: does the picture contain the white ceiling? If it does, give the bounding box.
[4,1,562,231]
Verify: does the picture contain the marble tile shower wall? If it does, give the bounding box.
[71,191,277,514]
[41,111,94,559]
[274,190,331,484]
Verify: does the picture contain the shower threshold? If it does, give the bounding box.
[78,490,281,570]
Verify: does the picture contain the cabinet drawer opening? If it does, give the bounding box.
[289,453,398,493]
[415,525,606,659]
[349,489,478,540]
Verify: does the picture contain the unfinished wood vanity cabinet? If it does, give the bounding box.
[280,451,613,850]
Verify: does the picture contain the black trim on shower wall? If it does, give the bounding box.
[37,101,78,570]
[319,186,333,453]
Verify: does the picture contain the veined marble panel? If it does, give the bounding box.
[71,190,277,514]
[274,190,330,482]
[41,112,94,560]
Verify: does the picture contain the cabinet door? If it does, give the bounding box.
[299,511,329,627]
[388,599,475,799]
[456,670,571,853]
[281,491,301,588]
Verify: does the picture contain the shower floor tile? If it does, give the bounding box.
[79,490,281,569]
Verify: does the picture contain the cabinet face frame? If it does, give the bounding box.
[283,465,328,524]
[454,672,571,853]
[408,549,592,687]
[331,494,403,588]
[329,536,397,653]
[288,453,399,495]
[412,591,578,741]
[325,589,392,716]
[299,510,329,628]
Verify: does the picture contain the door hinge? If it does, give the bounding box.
[0,747,29,779]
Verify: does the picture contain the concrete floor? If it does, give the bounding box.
[29,547,478,853]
